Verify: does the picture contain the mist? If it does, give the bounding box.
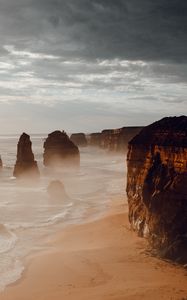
[0,134,126,290]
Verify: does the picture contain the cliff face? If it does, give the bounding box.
[89,133,101,146]
[100,127,143,151]
[89,127,143,152]
[43,131,80,167]
[126,116,187,262]
[13,133,39,178]
[70,133,87,147]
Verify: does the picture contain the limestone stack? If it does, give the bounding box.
[43,130,80,167]
[13,133,39,178]
[0,156,2,169]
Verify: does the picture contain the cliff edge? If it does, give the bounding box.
[126,116,187,262]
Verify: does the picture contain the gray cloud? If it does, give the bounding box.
[0,0,186,62]
[0,0,186,133]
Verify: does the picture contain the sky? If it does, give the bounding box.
[0,0,186,133]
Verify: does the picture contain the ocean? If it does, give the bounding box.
[0,134,126,291]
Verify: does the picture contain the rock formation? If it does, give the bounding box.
[126,116,187,262]
[70,133,87,147]
[13,133,39,178]
[47,180,69,201]
[89,132,102,146]
[89,127,143,151]
[0,156,2,169]
[43,131,80,167]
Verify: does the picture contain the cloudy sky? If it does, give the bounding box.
[0,0,186,133]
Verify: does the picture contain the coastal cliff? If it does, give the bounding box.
[13,133,39,178]
[70,133,87,147]
[89,132,101,147]
[89,127,143,151]
[126,116,187,262]
[43,130,80,167]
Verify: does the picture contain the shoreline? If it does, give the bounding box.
[1,202,187,300]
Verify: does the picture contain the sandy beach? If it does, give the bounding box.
[0,200,187,300]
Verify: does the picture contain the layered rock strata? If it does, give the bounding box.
[13,133,39,178]
[89,132,102,147]
[70,133,87,147]
[43,131,80,167]
[89,127,143,152]
[126,116,187,262]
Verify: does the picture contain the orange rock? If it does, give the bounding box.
[127,116,187,263]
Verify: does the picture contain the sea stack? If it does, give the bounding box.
[13,133,39,178]
[70,133,87,147]
[0,156,2,169]
[126,116,187,262]
[47,180,69,201]
[43,130,80,167]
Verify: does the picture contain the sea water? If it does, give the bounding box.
[0,134,126,291]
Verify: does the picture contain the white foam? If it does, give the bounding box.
[0,259,24,291]
[0,143,126,292]
[0,224,17,254]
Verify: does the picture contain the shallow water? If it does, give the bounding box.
[0,135,126,290]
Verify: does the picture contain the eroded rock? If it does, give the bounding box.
[13,133,39,178]
[88,127,143,151]
[70,133,87,147]
[126,116,187,262]
[47,180,69,201]
[43,130,80,167]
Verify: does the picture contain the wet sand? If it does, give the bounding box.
[1,203,187,300]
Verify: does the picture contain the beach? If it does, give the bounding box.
[1,199,187,300]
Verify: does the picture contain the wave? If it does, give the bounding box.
[0,224,17,254]
[0,259,24,291]
[7,204,73,230]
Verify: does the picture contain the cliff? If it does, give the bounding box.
[89,127,143,151]
[13,133,39,178]
[70,133,87,147]
[126,116,187,262]
[43,130,80,167]
[89,132,102,146]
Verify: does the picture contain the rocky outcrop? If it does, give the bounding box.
[89,127,143,151]
[43,130,80,167]
[70,133,87,147]
[47,180,69,201]
[100,127,143,151]
[0,156,2,169]
[13,133,39,178]
[126,116,187,262]
[89,132,102,146]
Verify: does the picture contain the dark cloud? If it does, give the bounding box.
[0,0,186,133]
[0,0,186,62]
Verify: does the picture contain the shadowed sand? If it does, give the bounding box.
[1,202,187,300]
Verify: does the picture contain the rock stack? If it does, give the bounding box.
[13,133,39,178]
[0,156,2,169]
[126,116,187,262]
[43,130,80,167]
[70,133,87,147]
[47,180,69,201]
